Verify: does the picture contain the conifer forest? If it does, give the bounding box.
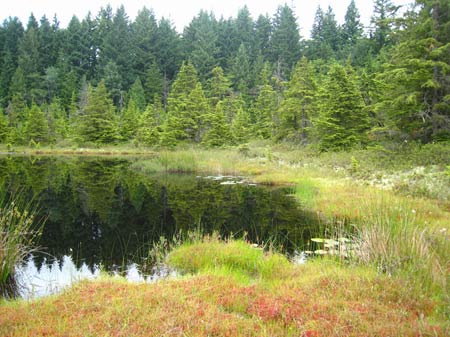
[0,0,449,149]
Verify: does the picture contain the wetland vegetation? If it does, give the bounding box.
[0,0,449,334]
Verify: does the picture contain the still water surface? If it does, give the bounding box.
[0,156,318,297]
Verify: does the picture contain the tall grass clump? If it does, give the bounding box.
[353,194,448,302]
[167,233,290,282]
[0,195,42,298]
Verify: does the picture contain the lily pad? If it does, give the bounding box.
[311,238,326,243]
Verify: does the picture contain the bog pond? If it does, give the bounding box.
[0,156,320,298]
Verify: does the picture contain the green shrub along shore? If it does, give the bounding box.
[0,142,449,336]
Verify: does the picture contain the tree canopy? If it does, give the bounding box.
[0,1,448,149]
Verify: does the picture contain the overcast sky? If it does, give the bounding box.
[1,0,413,37]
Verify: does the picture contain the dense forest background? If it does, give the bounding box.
[0,0,448,149]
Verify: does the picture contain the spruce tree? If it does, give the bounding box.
[316,64,369,150]
[128,78,146,112]
[182,11,219,81]
[253,84,277,139]
[206,66,232,107]
[132,7,158,80]
[161,61,208,144]
[0,17,24,106]
[120,97,140,140]
[47,97,68,142]
[379,0,450,141]
[270,4,301,79]
[370,0,398,52]
[0,109,10,143]
[24,102,49,144]
[77,81,120,144]
[144,62,164,104]
[136,103,160,146]
[278,57,317,142]
[255,14,272,61]
[231,43,252,96]
[231,107,252,144]
[342,0,363,47]
[18,15,45,103]
[202,100,233,147]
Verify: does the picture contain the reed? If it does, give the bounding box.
[0,195,42,298]
[354,194,448,297]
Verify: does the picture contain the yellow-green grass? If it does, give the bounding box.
[0,254,443,336]
[167,235,291,282]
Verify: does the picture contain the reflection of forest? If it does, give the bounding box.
[0,156,318,272]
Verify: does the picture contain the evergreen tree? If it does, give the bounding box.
[103,61,123,107]
[0,109,10,143]
[183,11,219,81]
[46,97,68,141]
[253,83,277,139]
[202,100,233,147]
[120,97,140,140]
[144,61,164,104]
[155,18,182,81]
[99,5,134,89]
[322,6,341,54]
[24,102,49,143]
[231,106,252,144]
[162,61,205,143]
[6,93,27,129]
[0,17,24,105]
[378,0,450,141]
[61,16,85,78]
[231,43,252,95]
[316,64,369,150]
[128,78,146,112]
[255,14,272,60]
[307,6,334,60]
[215,18,237,69]
[77,81,120,144]
[278,57,317,142]
[270,4,301,79]
[342,0,363,47]
[38,15,59,71]
[18,15,44,103]
[136,103,160,146]
[8,66,26,99]
[370,0,399,52]
[131,7,158,80]
[235,6,255,56]
[206,66,232,107]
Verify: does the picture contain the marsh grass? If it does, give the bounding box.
[167,233,291,282]
[354,195,449,296]
[0,195,42,298]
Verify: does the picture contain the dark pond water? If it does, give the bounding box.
[0,155,319,297]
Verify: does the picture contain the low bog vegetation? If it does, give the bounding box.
[0,241,444,336]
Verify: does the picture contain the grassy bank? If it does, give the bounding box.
[0,238,444,336]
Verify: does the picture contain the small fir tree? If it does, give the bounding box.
[316,64,369,150]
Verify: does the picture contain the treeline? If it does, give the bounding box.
[0,0,448,149]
